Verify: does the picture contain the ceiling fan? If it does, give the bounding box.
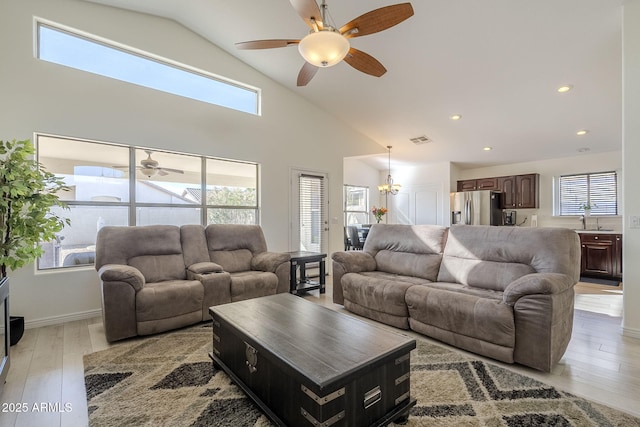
[114,150,185,178]
[236,0,414,86]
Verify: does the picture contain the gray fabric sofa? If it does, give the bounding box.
[95,224,290,342]
[332,224,581,372]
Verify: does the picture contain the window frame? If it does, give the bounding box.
[35,133,260,271]
[343,185,370,225]
[555,170,619,216]
[35,18,261,116]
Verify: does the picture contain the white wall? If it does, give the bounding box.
[383,162,452,226]
[623,0,640,338]
[456,151,623,231]
[0,0,381,326]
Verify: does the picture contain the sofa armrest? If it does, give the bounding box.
[331,251,377,305]
[98,264,145,292]
[187,270,232,321]
[251,251,291,273]
[187,261,223,274]
[331,251,377,273]
[503,273,576,306]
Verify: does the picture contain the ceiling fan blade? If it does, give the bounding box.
[343,48,387,77]
[158,170,169,176]
[236,39,300,50]
[339,3,414,38]
[290,0,323,30]
[297,62,319,86]
[158,167,184,174]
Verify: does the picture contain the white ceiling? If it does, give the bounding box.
[86,0,623,171]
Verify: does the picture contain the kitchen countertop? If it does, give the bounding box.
[573,229,621,234]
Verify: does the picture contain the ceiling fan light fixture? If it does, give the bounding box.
[140,167,157,177]
[298,29,350,67]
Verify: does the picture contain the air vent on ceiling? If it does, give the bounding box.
[409,135,432,145]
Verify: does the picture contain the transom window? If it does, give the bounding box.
[36,134,259,271]
[557,171,618,216]
[36,20,260,115]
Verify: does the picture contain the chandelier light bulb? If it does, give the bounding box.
[298,30,350,67]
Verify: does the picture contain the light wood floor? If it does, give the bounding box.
[1,282,638,426]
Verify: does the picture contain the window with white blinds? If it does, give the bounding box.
[299,174,327,253]
[558,171,618,216]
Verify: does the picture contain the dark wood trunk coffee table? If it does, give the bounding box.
[209,293,416,427]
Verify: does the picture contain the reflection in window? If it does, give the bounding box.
[136,207,202,226]
[36,134,260,270]
[206,158,258,224]
[38,205,129,270]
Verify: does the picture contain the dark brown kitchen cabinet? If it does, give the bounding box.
[579,233,622,279]
[457,178,498,191]
[457,173,539,208]
[476,177,499,190]
[497,176,516,208]
[497,173,539,209]
[516,174,539,208]
[457,179,478,191]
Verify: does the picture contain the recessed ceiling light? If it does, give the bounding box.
[483,146,492,151]
[557,85,573,93]
[450,114,462,120]
[576,129,589,136]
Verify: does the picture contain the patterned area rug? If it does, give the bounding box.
[83,323,640,427]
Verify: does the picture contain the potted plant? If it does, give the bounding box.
[581,203,596,216]
[0,139,69,345]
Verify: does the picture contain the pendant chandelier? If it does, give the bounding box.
[378,145,401,195]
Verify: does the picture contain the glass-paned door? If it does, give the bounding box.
[291,170,328,253]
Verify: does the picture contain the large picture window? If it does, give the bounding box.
[36,134,259,270]
[557,171,618,216]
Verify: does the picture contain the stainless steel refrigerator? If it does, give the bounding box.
[450,190,502,225]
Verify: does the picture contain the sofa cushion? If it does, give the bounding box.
[96,225,187,281]
[136,280,203,322]
[437,225,580,291]
[205,224,268,253]
[209,249,253,273]
[405,284,515,348]
[342,271,431,317]
[230,271,278,301]
[374,250,442,281]
[129,254,188,283]
[363,224,446,281]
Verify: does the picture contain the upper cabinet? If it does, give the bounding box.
[477,177,499,190]
[457,179,478,191]
[457,177,499,191]
[458,173,539,209]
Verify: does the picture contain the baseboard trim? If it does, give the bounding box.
[23,309,103,330]
[622,326,640,340]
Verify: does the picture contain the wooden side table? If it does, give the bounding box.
[287,251,326,295]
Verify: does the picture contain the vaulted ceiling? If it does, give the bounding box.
[86,0,623,170]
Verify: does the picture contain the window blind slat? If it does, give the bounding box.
[559,172,617,216]
[299,175,327,253]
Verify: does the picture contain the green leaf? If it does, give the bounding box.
[0,139,70,277]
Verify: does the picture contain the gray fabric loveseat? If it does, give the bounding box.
[95,224,290,342]
[332,224,580,371]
